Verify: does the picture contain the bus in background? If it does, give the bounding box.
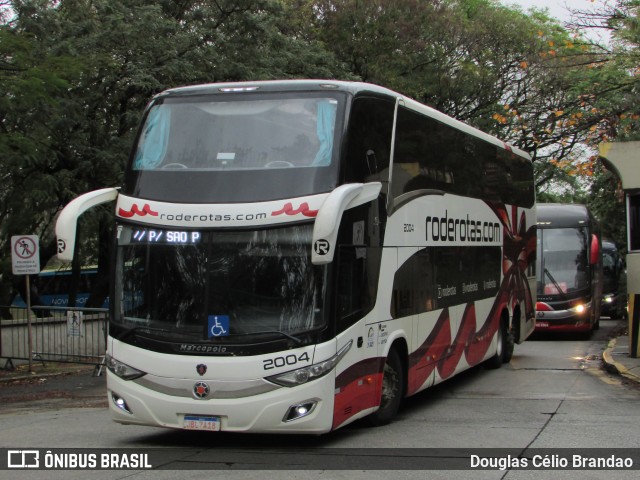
[601,239,627,319]
[56,80,536,434]
[11,267,108,308]
[536,203,603,335]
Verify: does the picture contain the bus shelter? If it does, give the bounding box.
[600,141,640,358]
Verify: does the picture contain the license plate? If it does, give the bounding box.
[183,415,221,431]
[536,322,549,328]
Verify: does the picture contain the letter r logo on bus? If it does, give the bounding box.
[314,239,330,255]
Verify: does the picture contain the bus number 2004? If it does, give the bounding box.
[263,352,311,370]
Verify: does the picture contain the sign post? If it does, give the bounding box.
[11,235,40,372]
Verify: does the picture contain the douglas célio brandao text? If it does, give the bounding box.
[470,454,634,470]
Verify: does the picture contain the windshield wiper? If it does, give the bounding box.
[544,267,567,299]
[115,325,149,341]
[115,319,161,341]
[256,330,304,344]
[115,321,304,345]
[224,330,304,345]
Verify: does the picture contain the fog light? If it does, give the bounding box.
[283,401,317,422]
[112,393,132,414]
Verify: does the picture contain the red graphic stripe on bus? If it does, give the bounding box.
[333,358,383,429]
[118,204,159,218]
[495,203,536,321]
[405,299,503,396]
[406,203,534,390]
[271,202,318,217]
[407,308,452,393]
[332,203,536,430]
[333,357,385,429]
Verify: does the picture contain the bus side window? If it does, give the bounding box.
[343,97,394,184]
[392,107,452,197]
[391,249,435,318]
[336,245,382,333]
[391,106,534,208]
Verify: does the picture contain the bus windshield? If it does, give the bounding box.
[114,224,327,347]
[537,227,589,296]
[123,92,344,203]
[134,96,338,171]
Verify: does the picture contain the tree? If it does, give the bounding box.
[2,0,638,313]
[587,161,626,248]
[565,0,640,250]
[1,0,348,313]
[293,0,630,192]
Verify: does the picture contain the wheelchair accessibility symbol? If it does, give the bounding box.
[208,315,230,338]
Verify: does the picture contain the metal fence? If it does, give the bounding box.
[0,306,108,375]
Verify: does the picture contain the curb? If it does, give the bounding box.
[602,338,640,383]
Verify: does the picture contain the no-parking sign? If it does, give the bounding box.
[11,235,40,275]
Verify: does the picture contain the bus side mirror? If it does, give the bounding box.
[55,188,119,262]
[590,234,600,265]
[311,182,381,265]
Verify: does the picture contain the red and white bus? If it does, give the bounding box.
[56,80,536,433]
[535,203,603,334]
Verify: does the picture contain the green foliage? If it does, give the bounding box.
[587,161,627,251]
[0,0,349,305]
[1,0,638,307]
[301,0,621,176]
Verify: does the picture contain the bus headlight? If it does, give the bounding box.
[569,303,588,315]
[266,340,352,387]
[106,354,146,380]
[604,294,614,304]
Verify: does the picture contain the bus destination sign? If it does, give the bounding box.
[132,229,201,245]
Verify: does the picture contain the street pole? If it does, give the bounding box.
[10,235,40,372]
[25,275,33,373]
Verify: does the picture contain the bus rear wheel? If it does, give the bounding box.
[486,318,513,369]
[366,348,405,426]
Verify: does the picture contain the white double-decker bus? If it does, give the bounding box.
[56,80,536,433]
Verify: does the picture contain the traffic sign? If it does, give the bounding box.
[11,235,40,275]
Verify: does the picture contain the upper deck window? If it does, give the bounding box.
[134,97,338,171]
[391,106,534,208]
[124,92,344,203]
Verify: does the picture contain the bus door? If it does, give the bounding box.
[333,242,386,426]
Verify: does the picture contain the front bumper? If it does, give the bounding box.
[107,369,335,434]
[535,308,592,333]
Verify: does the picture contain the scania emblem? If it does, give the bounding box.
[193,381,210,399]
[196,364,207,376]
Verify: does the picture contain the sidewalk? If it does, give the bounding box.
[0,362,107,410]
[602,334,640,383]
[0,361,100,383]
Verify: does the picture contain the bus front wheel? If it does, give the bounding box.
[366,348,405,427]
